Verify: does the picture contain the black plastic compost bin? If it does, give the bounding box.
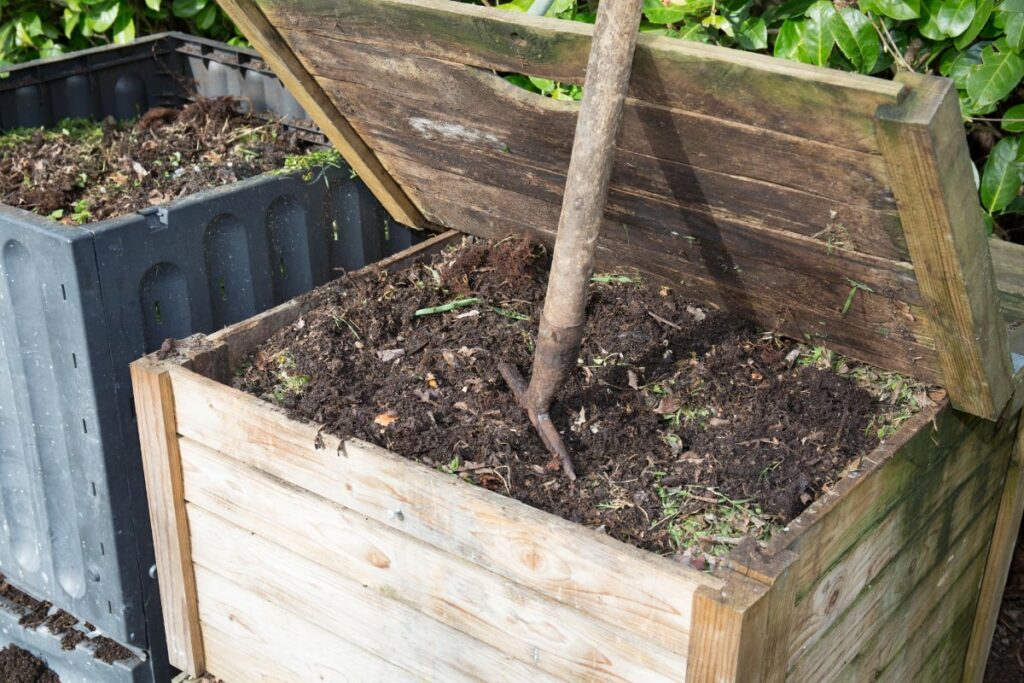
[0,33,419,682]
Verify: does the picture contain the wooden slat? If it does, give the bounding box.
[290,36,899,216]
[167,365,713,656]
[382,154,942,381]
[787,454,1007,677]
[262,0,906,152]
[179,437,688,681]
[195,566,416,683]
[876,72,1013,418]
[961,408,1024,683]
[188,503,566,683]
[990,237,1024,327]
[791,493,999,681]
[214,0,424,228]
[129,359,203,675]
[787,415,1011,658]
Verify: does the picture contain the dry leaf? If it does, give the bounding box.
[627,369,639,390]
[654,396,681,415]
[686,305,706,322]
[377,348,405,362]
[374,411,398,427]
[426,372,439,389]
[708,417,729,428]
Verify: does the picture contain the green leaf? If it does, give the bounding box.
[935,0,978,37]
[966,47,1024,108]
[145,0,162,11]
[171,0,206,19]
[62,8,80,39]
[762,0,815,25]
[939,42,984,89]
[86,0,119,33]
[642,0,688,24]
[674,20,712,41]
[1003,103,1024,131]
[858,0,921,20]
[955,0,993,48]
[195,3,217,30]
[981,136,1024,212]
[19,12,43,36]
[112,12,134,43]
[702,13,735,37]
[736,16,767,49]
[527,75,555,95]
[774,19,804,60]
[831,8,881,72]
[994,0,1024,50]
[797,1,837,65]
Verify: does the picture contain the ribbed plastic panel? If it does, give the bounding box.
[0,34,419,680]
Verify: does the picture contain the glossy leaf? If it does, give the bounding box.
[145,0,162,11]
[936,0,978,37]
[1003,103,1024,131]
[85,1,118,33]
[642,0,688,24]
[774,18,804,59]
[195,3,217,30]
[955,0,993,47]
[762,0,816,24]
[966,46,1024,108]
[112,12,133,43]
[981,136,1024,212]
[831,7,881,71]
[736,16,768,49]
[798,1,837,65]
[994,0,1024,50]
[171,0,206,19]
[858,0,921,20]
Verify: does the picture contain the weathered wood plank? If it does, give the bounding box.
[195,566,417,682]
[205,229,460,367]
[876,72,1013,419]
[381,154,942,381]
[787,452,1007,677]
[787,413,1011,658]
[179,437,690,680]
[167,366,713,656]
[263,0,905,152]
[213,0,424,228]
[188,503,568,683]
[990,237,1024,326]
[791,494,998,681]
[129,359,203,675]
[961,408,1024,683]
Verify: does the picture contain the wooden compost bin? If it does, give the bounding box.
[134,0,1024,680]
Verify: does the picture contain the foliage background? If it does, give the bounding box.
[1,0,1021,237]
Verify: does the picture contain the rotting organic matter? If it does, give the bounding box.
[237,237,929,568]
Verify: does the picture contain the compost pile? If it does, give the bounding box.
[0,97,309,224]
[239,237,927,564]
[0,645,59,683]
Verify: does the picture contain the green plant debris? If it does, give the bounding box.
[414,297,481,316]
[841,278,876,315]
[275,147,347,181]
[271,351,310,404]
[591,273,637,284]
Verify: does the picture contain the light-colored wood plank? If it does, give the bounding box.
[876,72,1013,419]
[180,437,686,681]
[686,570,773,683]
[263,0,905,152]
[214,0,424,228]
[188,503,566,683]
[195,566,417,683]
[990,237,1024,326]
[961,408,1024,683]
[129,358,203,676]
[167,365,713,656]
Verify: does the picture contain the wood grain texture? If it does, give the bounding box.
[876,72,1013,418]
[213,0,424,228]
[188,503,565,683]
[129,359,203,675]
[167,365,712,656]
[263,0,905,152]
[195,566,417,682]
[179,437,689,681]
[990,237,1024,329]
[961,408,1024,683]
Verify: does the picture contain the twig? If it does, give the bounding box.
[647,310,682,330]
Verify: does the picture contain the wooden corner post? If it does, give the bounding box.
[961,400,1024,682]
[687,542,798,682]
[131,357,204,676]
[875,72,1013,419]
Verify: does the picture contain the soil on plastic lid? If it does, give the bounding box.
[0,575,134,664]
[0,646,59,683]
[0,96,317,225]
[238,237,929,565]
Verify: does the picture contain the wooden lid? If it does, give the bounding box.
[219,0,1014,419]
